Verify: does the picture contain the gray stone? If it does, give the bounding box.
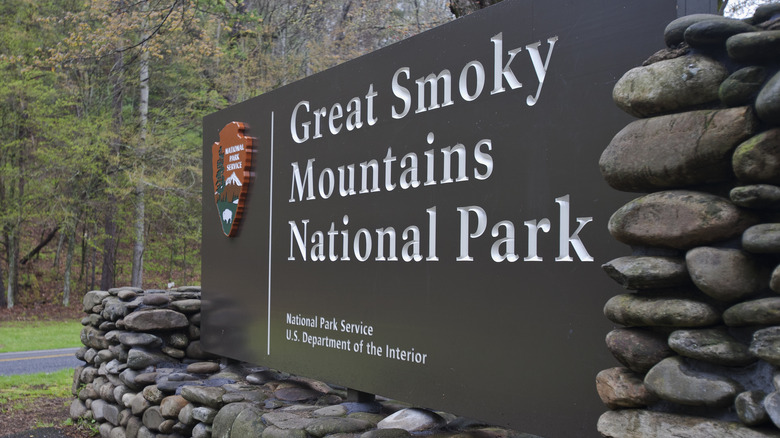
[262,411,317,430]
[134,372,157,386]
[84,290,110,312]
[731,184,780,209]
[314,405,348,417]
[377,408,446,432]
[275,386,321,402]
[612,56,727,118]
[70,399,88,419]
[99,422,113,438]
[596,367,657,409]
[180,385,226,409]
[187,362,220,375]
[127,348,170,370]
[123,309,189,331]
[143,406,165,431]
[212,403,253,438]
[166,333,189,349]
[602,256,688,290]
[601,107,757,191]
[734,129,780,184]
[129,392,151,416]
[118,289,138,300]
[664,14,728,46]
[608,191,755,250]
[644,356,741,407]
[109,426,126,438]
[737,391,769,426]
[720,66,767,107]
[306,418,374,437]
[754,3,780,23]
[262,426,308,438]
[230,406,265,438]
[178,402,195,426]
[727,30,780,64]
[744,223,780,253]
[247,370,281,385]
[84,348,98,364]
[135,426,154,438]
[170,299,201,313]
[92,399,107,421]
[161,346,185,359]
[766,391,780,428]
[126,417,143,438]
[605,328,674,373]
[186,341,215,359]
[685,18,757,46]
[143,293,171,306]
[751,327,780,365]
[81,326,110,350]
[193,422,212,438]
[117,332,163,348]
[119,408,132,427]
[756,72,780,126]
[104,403,121,426]
[102,298,131,321]
[725,298,780,326]
[604,293,720,327]
[193,406,218,424]
[160,395,189,418]
[361,430,411,438]
[598,409,780,437]
[668,328,755,366]
[686,247,767,302]
[772,264,780,293]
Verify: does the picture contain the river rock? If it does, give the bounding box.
[181,385,226,409]
[725,298,780,326]
[123,309,189,331]
[306,418,374,437]
[263,411,316,430]
[744,224,780,253]
[602,108,755,191]
[598,409,780,437]
[664,14,729,46]
[727,30,780,64]
[604,293,720,327]
[212,402,253,438]
[602,256,688,290]
[231,406,266,437]
[751,327,780,365]
[193,406,218,423]
[668,328,755,366]
[756,72,780,126]
[766,391,780,429]
[686,247,767,302]
[684,18,757,47]
[596,367,657,409]
[377,408,445,432]
[84,290,110,312]
[612,56,726,118]
[605,328,674,373]
[772,264,780,293]
[117,332,162,349]
[187,361,221,374]
[644,356,741,407]
[143,293,171,306]
[608,191,755,250]
[126,348,170,370]
[170,299,201,313]
[160,395,188,418]
[81,326,110,350]
[720,66,767,107]
[142,406,164,431]
[734,129,780,184]
[731,184,780,209]
[737,391,770,426]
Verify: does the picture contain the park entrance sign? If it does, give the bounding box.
[202,1,678,436]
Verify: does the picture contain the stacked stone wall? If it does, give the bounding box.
[71,287,525,438]
[597,4,780,437]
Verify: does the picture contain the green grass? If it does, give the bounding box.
[0,368,73,408]
[0,320,82,353]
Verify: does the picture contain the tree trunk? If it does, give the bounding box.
[131,43,149,288]
[101,40,124,291]
[63,228,75,306]
[6,232,17,308]
[54,231,65,269]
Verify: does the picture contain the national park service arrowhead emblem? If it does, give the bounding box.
[212,122,254,237]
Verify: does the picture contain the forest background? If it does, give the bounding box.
[0,0,765,311]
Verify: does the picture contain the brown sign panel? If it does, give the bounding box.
[202,1,681,436]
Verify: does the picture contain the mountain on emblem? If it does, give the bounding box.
[212,122,254,237]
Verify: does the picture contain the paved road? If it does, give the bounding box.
[0,348,84,376]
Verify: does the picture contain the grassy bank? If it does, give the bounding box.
[0,320,82,353]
